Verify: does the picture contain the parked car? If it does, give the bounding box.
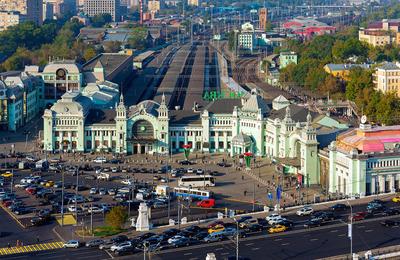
[381,220,400,227]
[93,157,107,163]
[268,224,287,234]
[110,241,132,252]
[330,203,349,211]
[86,239,104,247]
[304,219,323,228]
[296,206,314,216]
[197,199,215,208]
[383,208,400,216]
[64,240,80,248]
[204,233,225,243]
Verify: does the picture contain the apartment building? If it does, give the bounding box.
[373,62,400,96]
[0,11,24,31]
[359,19,400,47]
[0,0,43,26]
[84,0,121,22]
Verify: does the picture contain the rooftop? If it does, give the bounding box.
[83,53,132,80]
[336,124,400,153]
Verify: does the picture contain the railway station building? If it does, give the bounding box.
[328,121,400,197]
[43,88,348,185]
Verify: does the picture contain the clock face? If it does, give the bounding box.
[361,115,367,124]
[140,126,146,132]
[56,69,66,79]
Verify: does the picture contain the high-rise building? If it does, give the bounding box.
[259,7,267,31]
[42,1,54,21]
[0,0,43,26]
[44,0,76,18]
[84,0,121,22]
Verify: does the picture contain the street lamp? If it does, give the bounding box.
[232,217,239,260]
[346,201,353,258]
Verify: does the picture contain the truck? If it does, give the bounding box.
[155,185,170,196]
[97,172,110,181]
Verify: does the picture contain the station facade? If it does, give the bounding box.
[43,89,347,185]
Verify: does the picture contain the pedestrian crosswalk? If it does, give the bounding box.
[0,241,64,255]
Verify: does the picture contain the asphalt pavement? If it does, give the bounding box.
[130,215,400,260]
[0,246,111,260]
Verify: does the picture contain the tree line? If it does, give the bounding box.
[278,25,400,125]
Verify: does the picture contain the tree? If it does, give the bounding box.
[83,46,97,62]
[128,26,148,50]
[345,68,373,101]
[105,206,128,229]
[104,41,121,53]
[91,13,112,28]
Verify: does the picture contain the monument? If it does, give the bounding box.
[136,202,150,231]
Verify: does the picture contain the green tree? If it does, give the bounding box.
[91,13,112,28]
[105,206,128,229]
[83,46,97,62]
[345,68,373,101]
[128,26,148,50]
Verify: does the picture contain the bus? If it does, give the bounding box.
[174,187,213,200]
[178,175,215,188]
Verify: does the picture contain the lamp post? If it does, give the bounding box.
[347,201,353,258]
[232,217,239,260]
[61,168,65,226]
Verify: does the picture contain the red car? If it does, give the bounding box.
[25,187,36,195]
[197,199,215,208]
[207,220,224,229]
[2,200,12,207]
[349,212,369,221]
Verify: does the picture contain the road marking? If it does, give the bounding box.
[338,234,346,237]
[221,252,229,256]
[245,243,254,246]
[0,241,64,256]
[330,230,338,233]
[189,258,199,260]
[281,243,290,246]
[310,238,319,242]
[251,248,260,251]
[365,229,373,232]
[104,250,114,259]
[274,238,283,241]
[215,248,223,251]
[184,253,192,256]
[357,225,365,229]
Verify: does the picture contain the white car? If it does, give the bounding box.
[296,207,314,216]
[269,216,287,225]
[88,206,103,214]
[89,188,98,194]
[187,168,194,173]
[196,169,204,174]
[266,213,282,222]
[93,157,107,163]
[64,240,80,248]
[68,205,81,213]
[111,167,118,173]
[110,241,132,252]
[121,179,133,185]
[167,235,185,244]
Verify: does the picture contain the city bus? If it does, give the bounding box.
[178,175,215,188]
[173,187,213,200]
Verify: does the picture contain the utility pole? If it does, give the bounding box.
[90,202,93,236]
[61,169,65,226]
[252,181,255,212]
[75,166,79,224]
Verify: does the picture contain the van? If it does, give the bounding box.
[197,199,215,208]
[155,185,170,196]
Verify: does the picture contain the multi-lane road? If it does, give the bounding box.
[2,197,400,260]
[141,214,400,260]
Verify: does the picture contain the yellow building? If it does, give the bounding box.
[324,64,371,81]
[359,29,391,47]
[0,11,23,31]
[373,62,400,96]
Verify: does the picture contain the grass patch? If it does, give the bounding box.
[93,226,125,237]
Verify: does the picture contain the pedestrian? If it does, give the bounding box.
[241,175,244,180]
[244,190,247,196]
[272,174,275,180]
[7,243,10,249]
[36,236,40,243]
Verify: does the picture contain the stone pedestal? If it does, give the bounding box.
[136,202,150,231]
